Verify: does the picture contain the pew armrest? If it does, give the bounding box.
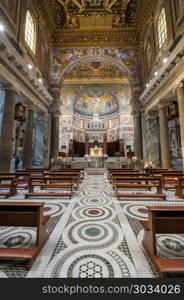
[139,220,150,230]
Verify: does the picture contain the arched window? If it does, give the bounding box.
[25,10,36,53]
[157,7,167,49]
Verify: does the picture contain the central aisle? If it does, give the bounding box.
[1,169,184,278]
[27,170,155,278]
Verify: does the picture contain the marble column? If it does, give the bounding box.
[23,106,34,169]
[103,134,107,155]
[0,88,16,172]
[0,89,5,134]
[141,112,147,161]
[44,112,51,168]
[85,134,89,155]
[144,111,160,165]
[158,104,170,168]
[50,111,60,160]
[176,83,184,168]
[133,111,143,159]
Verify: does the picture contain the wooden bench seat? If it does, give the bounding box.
[49,171,83,181]
[175,177,184,198]
[25,192,72,198]
[0,202,50,268]
[24,177,74,199]
[116,183,162,194]
[160,173,184,190]
[0,177,17,198]
[154,258,184,274]
[117,193,166,200]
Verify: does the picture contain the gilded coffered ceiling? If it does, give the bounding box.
[36,0,156,47]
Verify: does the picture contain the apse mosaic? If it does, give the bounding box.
[61,83,132,118]
[74,86,119,117]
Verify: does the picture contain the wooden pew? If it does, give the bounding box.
[48,171,83,182]
[110,173,152,184]
[0,202,50,268]
[108,171,139,181]
[0,176,17,198]
[150,169,183,176]
[140,206,184,277]
[115,177,164,200]
[144,168,169,176]
[175,177,184,198]
[30,175,79,190]
[161,173,184,190]
[24,177,74,199]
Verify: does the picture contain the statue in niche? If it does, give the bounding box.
[15,103,26,122]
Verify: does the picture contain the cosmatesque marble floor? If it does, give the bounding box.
[0,169,184,278]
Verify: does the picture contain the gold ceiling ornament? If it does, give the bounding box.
[57,0,131,13]
[37,0,157,47]
[64,13,79,29]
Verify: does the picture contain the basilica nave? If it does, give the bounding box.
[0,0,184,279]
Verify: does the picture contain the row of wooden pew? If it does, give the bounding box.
[108,167,184,200]
[109,166,184,277]
[0,168,84,267]
[0,168,84,199]
[108,168,165,200]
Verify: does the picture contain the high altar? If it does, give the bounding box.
[90,146,103,157]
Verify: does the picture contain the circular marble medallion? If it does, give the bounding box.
[72,206,115,221]
[157,234,184,258]
[123,204,148,220]
[62,221,122,248]
[44,203,65,217]
[0,229,36,248]
[78,196,112,206]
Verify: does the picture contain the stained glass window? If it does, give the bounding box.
[157,7,167,50]
[25,11,36,53]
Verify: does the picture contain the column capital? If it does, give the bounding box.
[49,100,61,117]
[132,110,141,117]
[1,84,17,93]
[26,103,36,112]
[52,111,61,118]
[49,87,60,101]
[157,100,167,110]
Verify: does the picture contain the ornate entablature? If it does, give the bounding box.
[140,34,184,112]
[0,32,52,112]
